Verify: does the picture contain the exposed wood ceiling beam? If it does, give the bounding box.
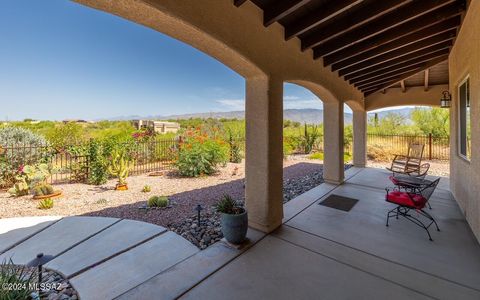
[358,66,430,90]
[345,48,450,81]
[312,0,456,57]
[400,80,406,92]
[339,40,452,77]
[351,54,449,85]
[333,29,456,72]
[363,57,448,94]
[284,0,363,40]
[233,0,247,7]
[324,16,461,67]
[263,0,312,27]
[424,69,430,91]
[301,0,410,51]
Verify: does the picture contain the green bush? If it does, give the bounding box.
[176,127,228,177]
[148,195,169,208]
[38,198,54,209]
[86,140,109,185]
[0,127,50,188]
[142,185,151,193]
[227,129,242,163]
[46,122,84,150]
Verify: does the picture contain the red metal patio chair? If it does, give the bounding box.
[385,178,440,241]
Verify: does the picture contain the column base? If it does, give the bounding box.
[323,178,344,185]
[353,163,366,168]
[248,219,283,234]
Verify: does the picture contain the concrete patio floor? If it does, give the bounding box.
[1,167,479,299]
[181,167,480,300]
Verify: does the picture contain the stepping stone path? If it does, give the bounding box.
[0,216,200,300]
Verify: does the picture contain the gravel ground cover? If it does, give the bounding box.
[0,157,326,226]
[367,159,450,177]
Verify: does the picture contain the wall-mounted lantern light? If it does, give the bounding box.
[440,91,452,108]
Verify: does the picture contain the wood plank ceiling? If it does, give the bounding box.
[234,0,466,96]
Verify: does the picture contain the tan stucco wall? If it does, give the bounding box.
[449,0,480,242]
[364,85,448,111]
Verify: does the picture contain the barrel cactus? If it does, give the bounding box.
[33,184,55,197]
[147,196,169,208]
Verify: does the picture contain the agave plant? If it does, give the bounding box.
[38,198,54,210]
[0,259,35,299]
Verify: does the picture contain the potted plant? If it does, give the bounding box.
[108,149,133,191]
[215,194,248,244]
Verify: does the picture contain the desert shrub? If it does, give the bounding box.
[142,185,151,193]
[148,195,169,208]
[46,122,84,150]
[226,129,242,163]
[86,140,109,185]
[367,144,396,162]
[0,259,35,300]
[308,151,352,162]
[0,127,50,188]
[38,198,54,209]
[344,125,353,153]
[176,127,228,177]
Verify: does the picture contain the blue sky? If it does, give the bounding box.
[0,0,348,120]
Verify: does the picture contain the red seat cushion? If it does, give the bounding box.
[389,175,399,185]
[386,191,427,209]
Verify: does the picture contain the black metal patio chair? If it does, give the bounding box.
[385,178,440,241]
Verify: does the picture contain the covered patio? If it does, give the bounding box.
[177,167,480,299]
[3,0,479,298]
[2,168,479,299]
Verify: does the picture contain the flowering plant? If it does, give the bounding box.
[176,126,228,177]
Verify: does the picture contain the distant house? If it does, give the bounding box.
[62,119,92,124]
[133,120,180,134]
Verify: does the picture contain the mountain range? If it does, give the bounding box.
[107,107,416,125]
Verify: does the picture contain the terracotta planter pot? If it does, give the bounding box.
[220,209,248,244]
[32,191,62,200]
[115,184,128,191]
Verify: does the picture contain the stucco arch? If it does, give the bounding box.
[365,85,446,111]
[286,80,340,104]
[73,0,361,102]
[74,0,265,79]
[345,100,365,112]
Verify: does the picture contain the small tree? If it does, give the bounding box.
[411,107,449,137]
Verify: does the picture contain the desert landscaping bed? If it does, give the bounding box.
[0,157,446,249]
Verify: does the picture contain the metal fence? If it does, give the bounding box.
[0,137,247,186]
[1,133,449,187]
[0,139,179,185]
[367,133,450,160]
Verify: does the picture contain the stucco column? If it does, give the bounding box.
[353,110,367,167]
[245,77,283,233]
[323,101,344,184]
